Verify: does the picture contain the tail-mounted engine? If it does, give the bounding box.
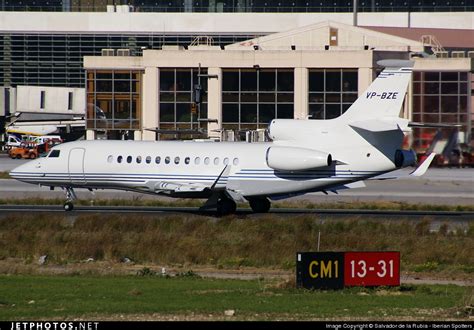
[266,146,332,171]
[394,149,416,168]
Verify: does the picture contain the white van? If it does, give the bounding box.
[5,135,22,149]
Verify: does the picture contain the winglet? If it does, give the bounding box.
[409,153,436,177]
[211,165,231,189]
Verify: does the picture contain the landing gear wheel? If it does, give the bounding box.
[249,198,271,213]
[64,201,74,212]
[217,198,237,216]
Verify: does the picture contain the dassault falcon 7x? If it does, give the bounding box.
[10,60,435,214]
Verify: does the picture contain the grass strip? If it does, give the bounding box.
[0,214,472,276]
[0,274,470,320]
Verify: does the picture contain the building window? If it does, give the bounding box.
[68,92,73,110]
[412,71,470,153]
[222,68,294,131]
[308,69,358,120]
[159,68,208,136]
[86,70,143,131]
[40,90,46,109]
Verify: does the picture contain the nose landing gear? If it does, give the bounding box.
[63,187,77,211]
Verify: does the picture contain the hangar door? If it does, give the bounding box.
[68,148,86,184]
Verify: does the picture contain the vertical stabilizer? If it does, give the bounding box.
[340,60,413,123]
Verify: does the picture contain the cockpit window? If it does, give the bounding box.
[48,150,60,158]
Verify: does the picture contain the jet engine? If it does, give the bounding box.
[394,149,416,168]
[266,146,332,171]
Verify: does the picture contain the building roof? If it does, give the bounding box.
[364,26,474,49]
[226,21,424,52]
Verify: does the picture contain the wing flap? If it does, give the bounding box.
[329,180,366,193]
[147,181,208,194]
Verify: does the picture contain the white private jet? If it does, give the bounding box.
[10,60,435,214]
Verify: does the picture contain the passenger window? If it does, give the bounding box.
[146,156,151,164]
[194,157,200,165]
[107,155,113,163]
[223,157,229,165]
[233,158,239,165]
[185,157,190,164]
[165,156,170,164]
[204,157,210,165]
[117,155,123,163]
[136,156,142,164]
[214,157,219,165]
[127,156,132,164]
[155,156,161,164]
[48,150,61,158]
[174,157,180,164]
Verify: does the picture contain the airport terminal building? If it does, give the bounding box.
[0,1,473,158]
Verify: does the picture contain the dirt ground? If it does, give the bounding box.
[1,258,472,287]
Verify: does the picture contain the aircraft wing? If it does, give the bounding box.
[145,165,232,194]
[409,153,436,177]
[369,153,436,180]
[327,181,366,194]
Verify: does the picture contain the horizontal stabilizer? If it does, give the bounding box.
[408,122,462,129]
[350,118,409,132]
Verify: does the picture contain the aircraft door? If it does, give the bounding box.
[68,148,86,184]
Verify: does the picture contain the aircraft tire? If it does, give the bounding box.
[64,202,74,212]
[217,198,236,216]
[249,197,271,213]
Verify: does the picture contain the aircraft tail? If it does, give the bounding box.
[340,60,413,124]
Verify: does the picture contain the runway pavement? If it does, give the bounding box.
[1,154,473,205]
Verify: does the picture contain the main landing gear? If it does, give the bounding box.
[216,195,237,216]
[205,194,271,215]
[63,187,77,212]
[248,197,271,213]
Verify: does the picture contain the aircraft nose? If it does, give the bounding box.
[9,159,44,183]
